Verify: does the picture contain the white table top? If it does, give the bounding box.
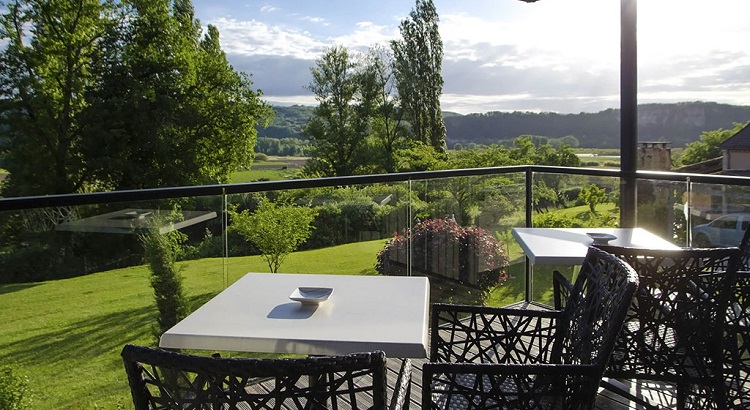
[511,227,680,265]
[159,273,430,358]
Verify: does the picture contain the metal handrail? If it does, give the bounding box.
[3,165,750,212]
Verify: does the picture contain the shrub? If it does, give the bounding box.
[0,366,30,410]
[230,200,318,273]
[140,230,188,338]
[376,217,508,300]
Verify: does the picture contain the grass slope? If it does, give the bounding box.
[0,241,384,409]
[0,237,543,408]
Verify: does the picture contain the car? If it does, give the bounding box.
[691,213,750,247]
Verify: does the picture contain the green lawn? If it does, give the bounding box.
[0,235,549,408]
[0,240,384,409]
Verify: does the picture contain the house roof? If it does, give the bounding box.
[674,157,722,174]
[719,123,750,150]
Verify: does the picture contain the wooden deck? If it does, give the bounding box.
[387,302,679,409]
[385,357,676,409]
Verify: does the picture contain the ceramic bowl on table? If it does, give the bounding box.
[587,232,617,245]
[289,287,334,305]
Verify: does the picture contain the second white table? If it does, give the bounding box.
[511,227,681,265]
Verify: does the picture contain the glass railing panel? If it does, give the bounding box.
[526,172,622,306]
[687,181,750,248]
[416,172,527,307]
[223,182,413,284]
[0,195,225,408]
[636,178,688,246]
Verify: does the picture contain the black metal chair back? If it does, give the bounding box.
[423,247,638,409]
[595,245,742,409]
[122,344,411,410]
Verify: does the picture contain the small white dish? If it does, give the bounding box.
[289,287,333,305]
[587,232,617,245]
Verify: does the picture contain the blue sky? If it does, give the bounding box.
[192,0,750,114]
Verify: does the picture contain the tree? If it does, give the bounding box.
[303,46,374,177]
[0,0,272,196]
[679,122,748,166]
[230,200,318,273]
[362,45,409,173]
[0,0,118,196]
[391,0,447,153]
[140,229,188,338]
[579,184,607,214]
[82,0,271,190]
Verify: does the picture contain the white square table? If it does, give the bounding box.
[511,227,681,265]
[159,273,430,358]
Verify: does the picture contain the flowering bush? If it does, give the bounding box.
[376,218,509,298]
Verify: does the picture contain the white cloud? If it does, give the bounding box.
[202,0,750,114]
[209,18,327,59]
[328,21,398,51]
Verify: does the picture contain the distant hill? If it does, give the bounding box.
[258,102,750,148]
[257,105,315,139]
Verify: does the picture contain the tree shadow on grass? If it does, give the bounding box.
[0,282,40,295]
[0,292,217,368]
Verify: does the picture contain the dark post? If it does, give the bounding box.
[620,0,637,227]
[525,168,533,302]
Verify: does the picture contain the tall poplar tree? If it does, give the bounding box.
[391,0,447,153]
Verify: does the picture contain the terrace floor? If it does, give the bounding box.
[385,357,680,409]
[383,300,685,409]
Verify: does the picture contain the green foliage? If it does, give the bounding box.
[256,105,316,138]
[363,45,410,173]
[679,122,748,166]
[230,200,318,273]
[140,229,188,338]
[303,46,374,177]
[256,137,310,157]
[376,217,508,301]
[0,0,119,195]
[0,366,30,410]
[392,0,447,152]
[578,184,607,214]
[395,142,447,171]
[532,212,577,228]
[0,0,272,196]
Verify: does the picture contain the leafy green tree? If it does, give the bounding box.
[0,0,118,196]
[679,122,748,166]
[303,46,374,177]
[362,45,409,173]
[230,200,318,273]
[392,0,447,152]
[579,184,607,214]
[0,0,271,196]
[83,0,271,189]
[395,141,447,172]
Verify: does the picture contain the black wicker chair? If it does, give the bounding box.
[727,228,750,408]
[422,247,638,409]
[122,344,412,410]
[592,245,742,409]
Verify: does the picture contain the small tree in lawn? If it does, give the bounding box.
[230,200,318,273]
[140,229,188,339]
[579,184,607,214]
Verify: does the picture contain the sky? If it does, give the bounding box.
[192,0,750,115]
